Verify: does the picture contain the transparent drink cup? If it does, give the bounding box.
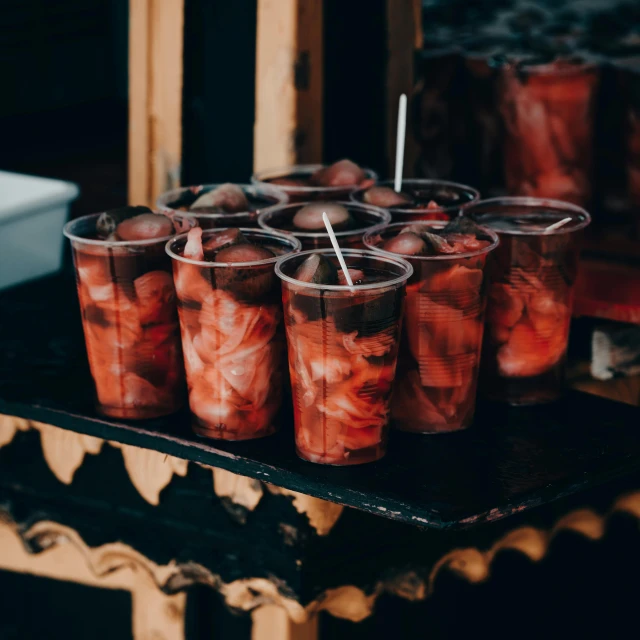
[364,222,499,433]
[251,163,378,203]
[156,183,288,229]
[498,59,600,207]
[350,179,480,222]
[467,197,591,405]
[166,228,301,440]
[275,249,413,465]
[64,212,187,419]
[258,201,390,250]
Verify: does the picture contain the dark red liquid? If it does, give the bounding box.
[171,233,290,440]
[499,60,599,206]
[478,217,582,404]
[282,265,404,464]
[72,242,185,419]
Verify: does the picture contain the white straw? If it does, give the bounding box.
[322,212,354,287]
[544,217,572,233]
[394,93,408,193]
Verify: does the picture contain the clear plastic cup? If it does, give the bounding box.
[166,228,301,440]
[275,249,413,465]
[467,197,591,405]
[64,211,187,419]
[364,222,499,433]
[350,179,480,222]
[258,201,391,250]
[251,163,378,203]
[498,59,600,207]
[156,183,288,229]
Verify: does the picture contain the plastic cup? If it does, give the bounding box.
[275,249,413,465]
[364,222,499,433]
[166,228,301,440]
[258,201,391,250]
[467,197,591,405]
[64,212,187,419]
[251,163,378,203]
[350,179,480,222]
[498,59,600,207]
[156,183,288,229]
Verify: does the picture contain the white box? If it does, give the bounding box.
[0,171,79,290]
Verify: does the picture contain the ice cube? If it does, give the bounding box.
[292,254,338,285]
[292,202,353,230]
[363,186,412,207]
[190,183,249,212]
[116,213,174,241]
[310,159,366,187]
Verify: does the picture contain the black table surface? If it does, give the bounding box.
[1,271,639,530]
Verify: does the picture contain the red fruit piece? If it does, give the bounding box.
[191,183,249,212]
[310,159,366,187]
[363,186,412,207]
[116,213,174,241]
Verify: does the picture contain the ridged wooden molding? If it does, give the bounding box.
[0,515,186,640]
[110,441,189,505]
[3,488,640,625]
[0,414,341,535]
[267,485,344,535]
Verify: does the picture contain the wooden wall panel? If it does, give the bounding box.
[254,0,323,172]
[386,0,422,178]
[128,0,184,207]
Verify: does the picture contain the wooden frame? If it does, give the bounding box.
[128,0,185,207]
[126,0,423,202]
[253,0,323,173]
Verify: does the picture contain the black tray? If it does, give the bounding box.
[1,272,639,530]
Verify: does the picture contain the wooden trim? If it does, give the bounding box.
[253,0,323,172]
[252,605,319,640]
[0,517,186,640]
[128,0,185,207]
[386,0,422,178]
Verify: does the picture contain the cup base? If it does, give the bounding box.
[98,404,182,420]
[192,423,277,441]
[393,421,471,435]
[296,446,385,466]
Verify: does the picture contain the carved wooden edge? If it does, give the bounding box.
[128,0,184,207]
[6,416,640,624]
[253,0,323,172]
[0,414,343,535]
[0,512,186,640]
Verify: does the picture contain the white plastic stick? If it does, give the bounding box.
[545,217,572,233]
[322,212,354,287]
[394,93,407,193]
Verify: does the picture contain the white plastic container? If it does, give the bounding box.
[0,171,79,290]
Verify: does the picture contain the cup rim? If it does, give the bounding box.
[257,201,392,239]
[275,248,413,292]
[350,179,481,215]
[363,221,500,261]
[251,163,379,194]
[155,183,289,220]
[464,197,592,236]
[165,227,301,268]
[63,211,181,247]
